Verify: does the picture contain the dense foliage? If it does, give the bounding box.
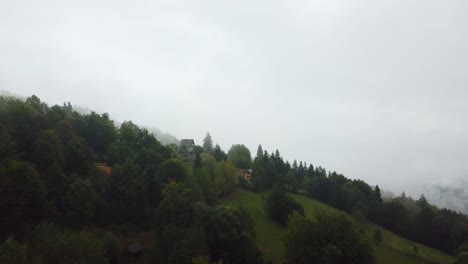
[244,144,468,255]
[227,144,252,169]
[283,212,375,264]
[0,223,119,264]
[0,95,247,263]
[266,187,304,226]
[153,181,263,264]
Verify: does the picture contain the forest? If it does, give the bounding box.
[0,95,467,264]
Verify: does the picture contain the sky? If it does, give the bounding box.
[1,0,468,196]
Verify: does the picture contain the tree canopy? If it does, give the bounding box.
[228,144,252,169]
[266,187,304,226]
[283,212,375,264]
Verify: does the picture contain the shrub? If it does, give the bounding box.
[266,187,304,226]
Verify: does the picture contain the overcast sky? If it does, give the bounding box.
[1,0,468,195]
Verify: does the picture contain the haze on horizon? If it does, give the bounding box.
[1,0,468,198]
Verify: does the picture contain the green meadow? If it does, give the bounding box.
[221,188,453,264]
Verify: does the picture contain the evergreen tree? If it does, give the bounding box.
[417,194,429,208]
[0,160,48,240]
[266,187,304,226]
[62,178,99,227]
[203,132,213,154]
[256,145,263,159]
[374,185,383,204]
[213,144,227,162]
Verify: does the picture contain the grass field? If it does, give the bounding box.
[373,245,425,264]
[220,188,454,264]
[221,188,285,263]
[363,221,453,264]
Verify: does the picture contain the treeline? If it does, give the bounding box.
[306,175,468,254]
[0,95,258,263]
[244,144,468,255]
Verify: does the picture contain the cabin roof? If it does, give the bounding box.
[97,165,112,176]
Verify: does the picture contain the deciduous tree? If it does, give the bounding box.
[266,187,304,226]
[228,144,252,169]
[283,212,375,264]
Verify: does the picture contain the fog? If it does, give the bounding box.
[1,0,468,202]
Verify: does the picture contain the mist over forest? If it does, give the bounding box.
[3,1,468,199]
[0,90,180,146]
[423,178,468,215]
[2,89,467,216]
[2,1,468,263]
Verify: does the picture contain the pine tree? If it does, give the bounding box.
[203,132,213,154]
[275,149,280,159]
[213,144,227,162]
[374,185,383,203]
[417,194,429,208]
[256,145,263,159]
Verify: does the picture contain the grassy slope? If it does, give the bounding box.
[373,246,424,264]
[363,221,453,263]
[221,189,285,263]
[290,192,453,264]
[221,188,453,264]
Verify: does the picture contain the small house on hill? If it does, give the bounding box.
[180,139,195,151]
[97,165,112,176]
[244,169,252,181]
[180,139,195,158]
[236,168,252,181]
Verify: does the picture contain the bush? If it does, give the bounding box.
[284,212,375,264]
[266,187,304,226]
[29,222,113,264]
[0,238,27,264]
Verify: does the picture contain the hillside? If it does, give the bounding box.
[221,188,454,264]
[0,94,464,263]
